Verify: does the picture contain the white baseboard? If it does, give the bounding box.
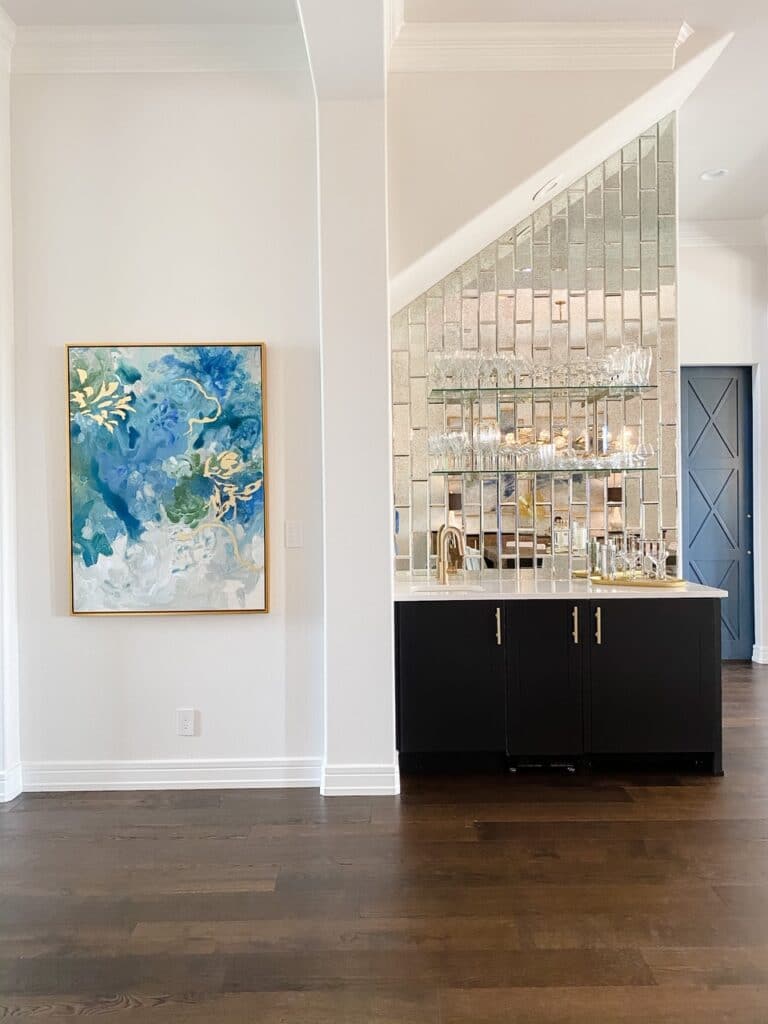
[753,645,768,665]
[320,762,400,796]
[22,757,322,792]
[10,757,402,797]
[0,762,22,802]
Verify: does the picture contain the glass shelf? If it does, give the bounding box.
[430,465,658,477]
[428,384,656,403]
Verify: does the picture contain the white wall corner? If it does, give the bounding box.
[321,762,400,796]
[22,757,323,792]
[389,20,693,74]
[753,646,768,665]
[0,25,19,805]
[0,761,21,802]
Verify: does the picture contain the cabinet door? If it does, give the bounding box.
[589,598,720,754]
[507,600,585,757]
[396,601,506,753]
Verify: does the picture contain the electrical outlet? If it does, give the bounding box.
[285,519,304,548]
[177,708,196,736]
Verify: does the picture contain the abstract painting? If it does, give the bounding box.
[67,343,268,614]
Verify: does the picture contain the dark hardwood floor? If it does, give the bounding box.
[2,663,768,1021]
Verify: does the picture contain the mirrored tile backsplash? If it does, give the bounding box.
[392,116,678,577]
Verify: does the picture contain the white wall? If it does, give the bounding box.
[11,68,325,784]
[388,67,660,276]
[297,0,399,796]
[387,30,730,311]
[315,100,398,794]
[0,27,20,802]
[679,225,768,663]
[679,239,768,365]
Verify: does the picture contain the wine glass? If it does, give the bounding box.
[516,358,533,388]
[495,354,517,388]
[446,428,470,470]
[474,419,501,470]
[429,356,448,390]
[634,442,654,467]
[638,347,653,385]
[642,540,662,579]
[428,433,444,472]
[478,357,497,389]
[537,443,556,469]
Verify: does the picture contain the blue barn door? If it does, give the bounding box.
[681,367,754,660]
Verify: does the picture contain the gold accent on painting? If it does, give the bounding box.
[177,376,222,436]
[69,372,134,433]
[177,521,262,574]
[204,450,244,480]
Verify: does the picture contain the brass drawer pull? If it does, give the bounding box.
[572,605,579,645]
[495,607,502,646]
[595,606,603,646]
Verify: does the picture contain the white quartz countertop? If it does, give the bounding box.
[393,575,727,602]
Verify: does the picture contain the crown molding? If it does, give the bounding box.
[386,0,405,50]
[0,5,15,70]
[11,23,306,74]
[678,219,768,248]
[389,20,694,73]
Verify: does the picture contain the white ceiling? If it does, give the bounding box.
[2,1,764,222]
[404,0,768,223]
[0,0,298,25]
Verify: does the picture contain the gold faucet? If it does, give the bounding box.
[436,525,466,585]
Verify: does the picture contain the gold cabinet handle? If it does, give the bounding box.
[572,605,579,645]
[595,606,602,646]
[495,606,502,647]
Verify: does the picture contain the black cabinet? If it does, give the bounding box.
[395,596,722,773]
[588,598,721,762]
[395,601,506,754]
[507,601,586,757]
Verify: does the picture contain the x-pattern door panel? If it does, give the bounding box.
[682,368,753,660]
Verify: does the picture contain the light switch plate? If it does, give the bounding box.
[285,520,304,548]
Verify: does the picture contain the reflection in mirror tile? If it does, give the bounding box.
[391,117,678,573]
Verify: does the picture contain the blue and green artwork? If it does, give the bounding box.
[67,344,267,613]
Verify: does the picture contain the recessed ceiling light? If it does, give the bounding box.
[700,168,729,182]
[532,177,560,202]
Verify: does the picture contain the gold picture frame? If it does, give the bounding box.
[66,342,269,616]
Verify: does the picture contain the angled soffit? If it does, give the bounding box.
[388,24,731,312]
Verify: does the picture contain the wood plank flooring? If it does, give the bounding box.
[1,662,767,1021]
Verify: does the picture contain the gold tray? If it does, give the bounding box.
[572,570,685,588]
[590,575,686,588]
